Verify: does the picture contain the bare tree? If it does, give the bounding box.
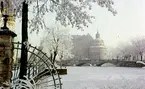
[109,37,145,61]
[114,42,134,61]
[131,36,145,61]
[40,26,74,65]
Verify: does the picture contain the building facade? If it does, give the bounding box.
[89,32,107,60]
[72,32,107,60]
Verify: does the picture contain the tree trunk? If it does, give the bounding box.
[19,1,28,79]
[141,54,143,61]
[50,53,53,62]
[59,55,63,69]
[139,52,143,61]
[52,51,57,64]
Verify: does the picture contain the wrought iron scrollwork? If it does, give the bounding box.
[12,42,62,89]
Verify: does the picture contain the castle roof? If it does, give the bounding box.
[91,31,105,47]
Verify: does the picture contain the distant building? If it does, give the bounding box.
[89,31,107,60]
[72,31,107,60]
[72,34,93,60]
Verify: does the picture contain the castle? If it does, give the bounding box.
[89,31,107,60]
[72,31,107,60]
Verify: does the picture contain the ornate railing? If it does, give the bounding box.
[11,42,62,89]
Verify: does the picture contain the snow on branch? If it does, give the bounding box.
[0,0,116,33]
[40,25,74,65]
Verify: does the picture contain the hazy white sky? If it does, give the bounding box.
[70,0,145,47]
[15,0,145,48]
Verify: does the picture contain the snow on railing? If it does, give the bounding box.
[11,76,36,89]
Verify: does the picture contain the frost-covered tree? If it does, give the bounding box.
[118,44,133,60]
[112,43,134,60]
[112,37,145,61]
[40,26,74,66]
[0,0,116,32]
[131,36,145,61]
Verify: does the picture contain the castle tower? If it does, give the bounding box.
[89,31,106,60]
[96,31,100,38]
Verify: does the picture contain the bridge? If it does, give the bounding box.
[57,59,145,67]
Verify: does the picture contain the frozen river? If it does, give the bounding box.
[61,67,145,89]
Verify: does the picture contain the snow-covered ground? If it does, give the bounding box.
[61,67,145,89]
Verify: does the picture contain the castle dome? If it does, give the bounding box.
[96,31,100,38]
[89,31,107,60]
[92,31,105,47]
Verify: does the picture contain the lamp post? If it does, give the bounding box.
[19,1,28,80]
